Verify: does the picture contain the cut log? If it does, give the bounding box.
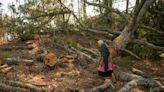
[0,64,8,69]
[28,43,39,49]
[0,46,33,51]
[28,46,40,55]
[6,58,34,65]
[44,51,57,67]
[132,68,152,78]
[118,78,159,92]
[1,67,12,73]
[0,80,46,92]
[150,87,164,92]
[88,83,114,92]
[0,82,28,92]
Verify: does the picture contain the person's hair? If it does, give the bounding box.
[97,40,104,46]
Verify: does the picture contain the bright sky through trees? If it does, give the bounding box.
[0,0,136,16]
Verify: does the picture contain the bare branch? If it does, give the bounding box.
[28,10,71,19]
[131,39,164,51]
[121,49,141,60]
[84,0,128,22]
[140,25,164,34]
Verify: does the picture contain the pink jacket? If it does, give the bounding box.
[98,62,114,72]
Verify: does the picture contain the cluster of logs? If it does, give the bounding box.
[25,34,57,67]
[88,68,164,92]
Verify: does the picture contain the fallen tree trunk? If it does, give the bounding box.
[117,72,142,81]
[88,83,114,92]
[0,80,46,92]
[0,46,33,51]
[71,47,98,62]
[118,78,159,92]
[6,58,34,65]
[78,45,98,56]
[0,82,28,92]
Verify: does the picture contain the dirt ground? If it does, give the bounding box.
[0,35,163,92]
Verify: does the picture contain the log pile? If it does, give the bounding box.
[25,34,57,67]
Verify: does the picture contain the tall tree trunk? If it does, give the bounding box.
[113,0,156,50]
[78,0,81,19]
[98,0,103,14]
[135,0,140,10]
[82,0,87,20]
[126,0,129,13]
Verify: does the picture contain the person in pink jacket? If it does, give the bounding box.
[97,40,116,83]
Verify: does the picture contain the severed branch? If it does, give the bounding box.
[131,39,164,51]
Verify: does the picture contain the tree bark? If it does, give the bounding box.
[0,82,28,92]
[88,82,114,92]
[118,78,159,92]
[113,0,155,50]
[126,0,129,14]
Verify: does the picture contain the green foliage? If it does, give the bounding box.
[0,51,13,58]
[129,28,155,59]
[127,44,155,59]
[113,56,132,68]
[66,38,77,47]
[96,16,112,25]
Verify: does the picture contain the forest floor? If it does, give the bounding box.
[0,34,163,92]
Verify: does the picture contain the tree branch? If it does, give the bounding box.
[121,49,141,60]
[140,25,164,34]
[84,0,128,22]
[131,39,164,51]
[28,10,71,19]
